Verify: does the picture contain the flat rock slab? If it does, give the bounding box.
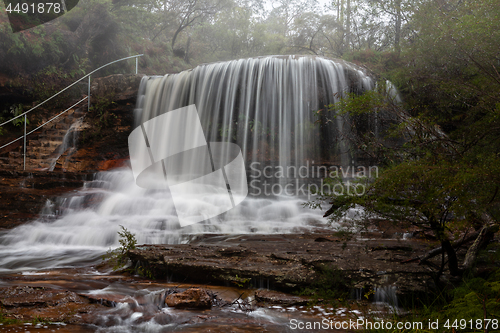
[0,285,106,323]
[128,233,435,300]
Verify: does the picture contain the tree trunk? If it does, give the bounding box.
[394,0,401,55]
[442,239,460,276]
[184,36,191,64]
[171,28,181,51]
[345,0,351,52]
[463,225,498,272]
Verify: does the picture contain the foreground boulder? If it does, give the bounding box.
[165,288,212,309]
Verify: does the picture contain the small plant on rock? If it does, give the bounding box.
[103,225,137,271]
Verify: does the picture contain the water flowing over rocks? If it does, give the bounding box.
[0,56,437,331]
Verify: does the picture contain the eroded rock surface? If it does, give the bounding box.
[0,285,106,324]
[128,233,436,304]
[165,288,212,309]
[0,170,92,229]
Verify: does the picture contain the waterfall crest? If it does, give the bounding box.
[136,55,374,168]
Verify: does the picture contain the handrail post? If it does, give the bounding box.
[23,114,26,171]
[136,57,138,74]
[88,75,91,111]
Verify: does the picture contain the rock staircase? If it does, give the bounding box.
[0,107,86,170]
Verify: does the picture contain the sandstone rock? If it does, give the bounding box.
[0,285,106,323]
[0,170,92,229]
[90,74,144,103]
[128,233,437,305]
[165,288,212,309]
[255,290,311,306]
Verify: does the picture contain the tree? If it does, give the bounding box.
[313,0,500,285]
[149,0,231,51]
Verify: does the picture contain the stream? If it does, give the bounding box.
[0,167,374,332]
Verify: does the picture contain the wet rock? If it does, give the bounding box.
[79,293,130,307]
[0,285,106,323]
[90,74,144,103]
[165,288,212,309]
[0,170,93,229]
[255,290,311,306]
[129,233,437,299]
[62,74,140,172]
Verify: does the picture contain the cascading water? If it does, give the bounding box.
[48,117,83,171]
[136,55,374,169]
[373,285,399,312]
[0,55,376,273]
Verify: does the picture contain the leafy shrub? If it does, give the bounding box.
[103,225,137,271]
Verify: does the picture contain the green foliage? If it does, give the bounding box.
[313,59,500,278]
[31,316,51,325]
[363,269,500,332]
[297,265,351,305]
[231,274,252,288]
[80,96,118,145]
[92,97,118,127]
[0,310,21,325]
[136,265,155,279]
[444,269,500,321]
[4,104,29,127]
[103,225,137,271]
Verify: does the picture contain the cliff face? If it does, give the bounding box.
[51,74,143,172]
[0,74,142,228]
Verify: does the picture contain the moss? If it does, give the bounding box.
[296,264,352,306]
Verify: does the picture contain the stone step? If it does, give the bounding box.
[41,135,64,142]
[25,147,40,154]
[54,122,67,130]
[39,141,62,148]
[26,158,49,167]
[27,146,48,153]
[26,152,52,159]
[39,130,67,138]
[9,152,21,159]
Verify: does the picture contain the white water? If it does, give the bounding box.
[0,167,326,273]
[0,55,377,273]
[374,285,399,311]
[136,55,374,169]
[48,117,83,171]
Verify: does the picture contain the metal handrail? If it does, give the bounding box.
[0,97,88,150]
[0,54,143,170]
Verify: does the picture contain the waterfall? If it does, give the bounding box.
[0,55,376,272]
[48,118,82,171]
[374,285,399,310]
[136,55,374,169]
